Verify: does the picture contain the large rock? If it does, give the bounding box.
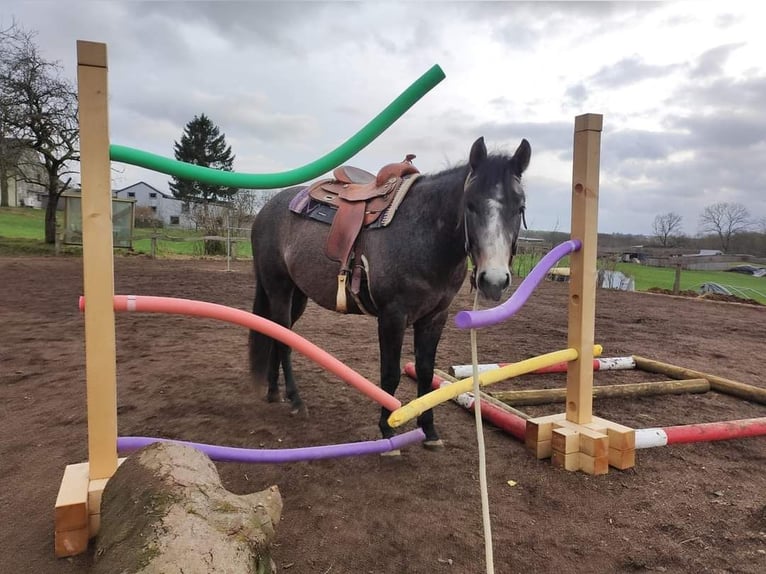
[93,442,282,574]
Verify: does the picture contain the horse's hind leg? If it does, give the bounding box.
[413,310,448,449]
[280,291,308,415]
[265,343,281,403]
[249,279,280,402]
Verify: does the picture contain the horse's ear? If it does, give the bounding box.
[512,139,531,176]
[469,137,487,171]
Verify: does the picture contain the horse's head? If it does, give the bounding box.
[464,136,530,301]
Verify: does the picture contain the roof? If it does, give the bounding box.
[114,181,172,198]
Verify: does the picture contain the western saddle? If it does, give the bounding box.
[307,154,420,313]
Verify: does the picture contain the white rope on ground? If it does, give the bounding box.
[471,290,494,574]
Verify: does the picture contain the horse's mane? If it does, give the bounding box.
[421,152,518,186]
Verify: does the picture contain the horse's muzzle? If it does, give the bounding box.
[477,268,511,301]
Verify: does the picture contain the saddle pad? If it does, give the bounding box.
[288,186,336,225]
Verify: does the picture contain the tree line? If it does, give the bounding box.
[652,204,766,255]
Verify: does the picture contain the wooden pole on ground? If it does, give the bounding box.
[633,356,766,405]
[434,369,530,420]
[491,378,710,406]
[566,113,602,424]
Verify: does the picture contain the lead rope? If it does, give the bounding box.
[471,289,494,574]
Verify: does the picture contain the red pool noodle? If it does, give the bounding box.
[79,294,400,411]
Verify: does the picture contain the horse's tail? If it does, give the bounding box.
[248,277,274,387]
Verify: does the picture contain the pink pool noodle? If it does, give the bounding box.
[79,294,400,411]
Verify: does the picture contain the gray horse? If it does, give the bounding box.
[249,136,530,447]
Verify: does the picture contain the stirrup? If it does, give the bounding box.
[336,273,348,313]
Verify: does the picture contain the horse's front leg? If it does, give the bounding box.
[413,309,448,449]
[377,311,407,440]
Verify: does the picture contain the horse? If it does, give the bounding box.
[249,136,530,448]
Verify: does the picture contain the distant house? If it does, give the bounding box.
[1,140,49,208]
[113,182,192,227]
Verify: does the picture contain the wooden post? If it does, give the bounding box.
[55,40,117,558]
[77,40,118,479]
[526,114,635,474]
[672,262,682,295]
[566,114,602,424]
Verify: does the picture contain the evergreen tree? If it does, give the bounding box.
[169,114,238,202]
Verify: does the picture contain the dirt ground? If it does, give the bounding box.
[2,255,766,574]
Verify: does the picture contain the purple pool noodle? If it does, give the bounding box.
[454,239,582,330]
[117,428,426,463]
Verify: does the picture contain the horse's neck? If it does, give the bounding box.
[413,166,468,248]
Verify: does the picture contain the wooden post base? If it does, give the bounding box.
[54,459,125,557]
[525,414,635,475]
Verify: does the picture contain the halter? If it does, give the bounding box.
[462,172,527,291]
[463,173,478,289]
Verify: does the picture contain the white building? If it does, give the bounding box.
[113,182,193,227]
[1,141,48,208]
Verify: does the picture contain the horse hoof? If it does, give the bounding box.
[423,439,445,450]
[380,449,401,457]
[290,404,309,417]
[266,392,282,403]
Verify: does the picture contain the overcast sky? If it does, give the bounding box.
[5,1,765,234]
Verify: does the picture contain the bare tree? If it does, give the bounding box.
[698,202,751,253]
[652,212,683,247]
[0,21,28,207]
[0,21,79,242]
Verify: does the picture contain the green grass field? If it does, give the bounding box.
[0,206,46,239]
[615,262,766,303]
[1,207,764,303]
[0,207,252,258]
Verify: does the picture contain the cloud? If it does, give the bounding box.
[690,43,745,78]
[589,56,685,89]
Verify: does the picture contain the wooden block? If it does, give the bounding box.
[552,427,580,454]
[526,413,566,442]
[579,453,609,475]
[557,421,608,457]
[578,429,608,458]
[584,422,607,435]
[87,457,125,517]
[55,463,90,532]
[607,427,635,451]
[88,477,109,515]
[552,450,580,471]
[526,438,552,459]
[591,417,635,450]
[609,447,636,470]
[89,513,101,538]
[55,527,89,557]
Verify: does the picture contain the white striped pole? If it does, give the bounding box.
[450,356,635,379]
